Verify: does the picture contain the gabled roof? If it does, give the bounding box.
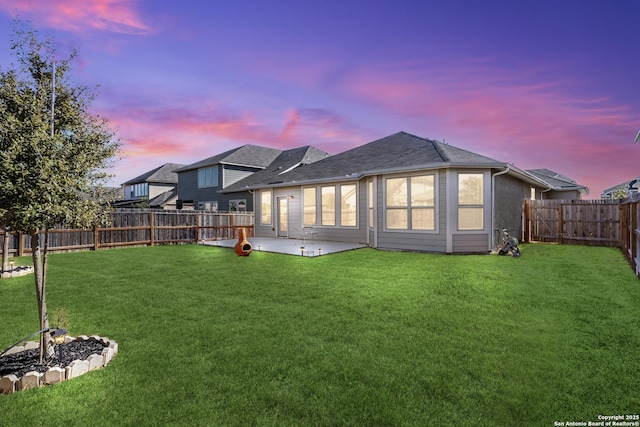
[224,132,509,191]
[123,163,185,185]
[222,146,330,192]
[149,188,178,208]
[601,176,640,198]
[526,168,589,195]
[176,144,282,172]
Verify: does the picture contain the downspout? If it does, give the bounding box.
[491,166,510,250]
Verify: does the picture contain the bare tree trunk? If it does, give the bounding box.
[1,227,9,273]
[31,231,53,362]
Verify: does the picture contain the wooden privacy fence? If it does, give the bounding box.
[524,198,640,276]
[0,209,254,256]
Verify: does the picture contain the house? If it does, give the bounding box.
[525,168,588,200]
[115,163,185,209]
[601,177,640,199]
[176,144,331,211]
[222,131,582,253]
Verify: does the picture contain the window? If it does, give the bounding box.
[198,165,218,188]
[261,190,272,225]
[321,186,336,226]
[385,175,435,230]
[340,184,357,227]
[198,201,218,212]
[458,173,484,230]
[129,183,148,198]
[229,200,246,212]
[368,180,374,228]
[303,187,316,225]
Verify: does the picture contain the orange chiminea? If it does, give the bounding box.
[234,228,252,256]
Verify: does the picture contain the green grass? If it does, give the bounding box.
[0,243,639,426]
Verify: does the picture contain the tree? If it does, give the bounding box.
[0,21,120,361]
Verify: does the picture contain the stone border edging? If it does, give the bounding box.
[0,335,118,394]
[0,266,34,279]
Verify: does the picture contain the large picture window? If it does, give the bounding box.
[261,190,272,225]
[385,175,435,230]
[458,173,484,230]
[303,187,316,225]
[198,165,218,188]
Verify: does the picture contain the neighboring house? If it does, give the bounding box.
[115,163,185,209]
[223,131,577,253]
[176,145,281,211]
[601,177,640,199]
[525,168,589,200]
[176,144,330,211]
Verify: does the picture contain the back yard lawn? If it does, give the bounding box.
[0,244,638,426]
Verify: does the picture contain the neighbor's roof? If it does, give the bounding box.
[149,188,178,208]
[122,163,185,185]
[222,146,331,192]
[176,145,282,172]
[526,168,589,195]
[225,131,521,191]
[601,176,640,197]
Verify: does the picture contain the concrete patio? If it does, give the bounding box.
[200,237,366,257]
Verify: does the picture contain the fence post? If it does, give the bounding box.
[195,213,200,243]
[94,224,100,251]
[149,212,155,247]
[523,199,530,243]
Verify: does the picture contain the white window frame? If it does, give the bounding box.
[384,174,436,231]
[261,190,272,225]
[303,187,317,226]
[457,172,484,231]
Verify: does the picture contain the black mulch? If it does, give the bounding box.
[0,339,107,379]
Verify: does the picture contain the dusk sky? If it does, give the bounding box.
[1,0,639,198]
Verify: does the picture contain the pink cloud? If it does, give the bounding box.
[0,0,152,35]
[97,90,365,163]
[334,61,638,198]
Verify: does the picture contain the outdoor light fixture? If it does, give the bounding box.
[300,246,305,256]
[51,328,68,360]
[318,248,322,256]
[51,328,67,345]
[258,245,261,251]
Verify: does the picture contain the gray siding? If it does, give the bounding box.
[452,234,489,253]
[223,165,260,188]
[494,173,533,242]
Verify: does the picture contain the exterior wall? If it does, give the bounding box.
[493,173,534,245]
[178,166,255,211]
[252,167,537,255]
[543,190,581,200]
[149,183,174,199]
[448,169,492,253]
[375,169,448,253]
[223,165,260,188]
[254,183,367,244]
